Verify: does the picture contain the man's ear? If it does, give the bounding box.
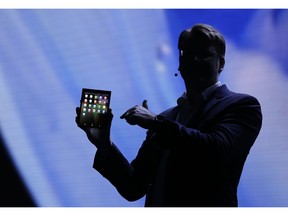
[219,56,225,73]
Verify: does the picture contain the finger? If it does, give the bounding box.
[75,116,79,125]
[76,107,80,115]
[75,107,87,130]
[107,108,114,122]
[102,109,114,129]
[142,100,148,109]
[75,115,85,130]
[120,111,127,119]
[120,107,134,119]
[107,108,112,114]
[75,107,80,123]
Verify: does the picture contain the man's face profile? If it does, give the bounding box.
[178,30,221,88]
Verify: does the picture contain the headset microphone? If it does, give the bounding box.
[174,67,181,77]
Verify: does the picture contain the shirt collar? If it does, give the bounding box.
[177,81,222,105]
[202,81,222,100]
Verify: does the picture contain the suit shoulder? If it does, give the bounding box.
[228,91,260,106]
[222,85,260,106]
[159,106,177,116]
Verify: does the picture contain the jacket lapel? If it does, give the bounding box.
[161,85,231,128]
[190,85,231,129]
[202,85,230,115]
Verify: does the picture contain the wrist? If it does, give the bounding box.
[152,115,165,131]
[95,139,112,151]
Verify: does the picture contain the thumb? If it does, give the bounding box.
[142,99,148,109]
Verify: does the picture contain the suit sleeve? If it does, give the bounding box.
[153,95,263,157]
[93,131,158,202]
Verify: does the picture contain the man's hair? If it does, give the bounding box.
[178,23,226,57]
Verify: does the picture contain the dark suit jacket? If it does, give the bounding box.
[93,85,262,207]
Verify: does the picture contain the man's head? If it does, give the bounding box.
[178,23,226,90]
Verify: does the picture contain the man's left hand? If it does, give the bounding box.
[120,100,156,130]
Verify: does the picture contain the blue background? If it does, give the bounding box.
[0,9,287,207]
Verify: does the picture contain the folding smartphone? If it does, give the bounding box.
[79,88,111,128]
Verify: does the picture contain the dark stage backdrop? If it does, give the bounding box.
[0,9,287,207]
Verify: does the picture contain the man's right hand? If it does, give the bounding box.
[75,107,113,150]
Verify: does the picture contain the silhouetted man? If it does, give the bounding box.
[76,23,262,207]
